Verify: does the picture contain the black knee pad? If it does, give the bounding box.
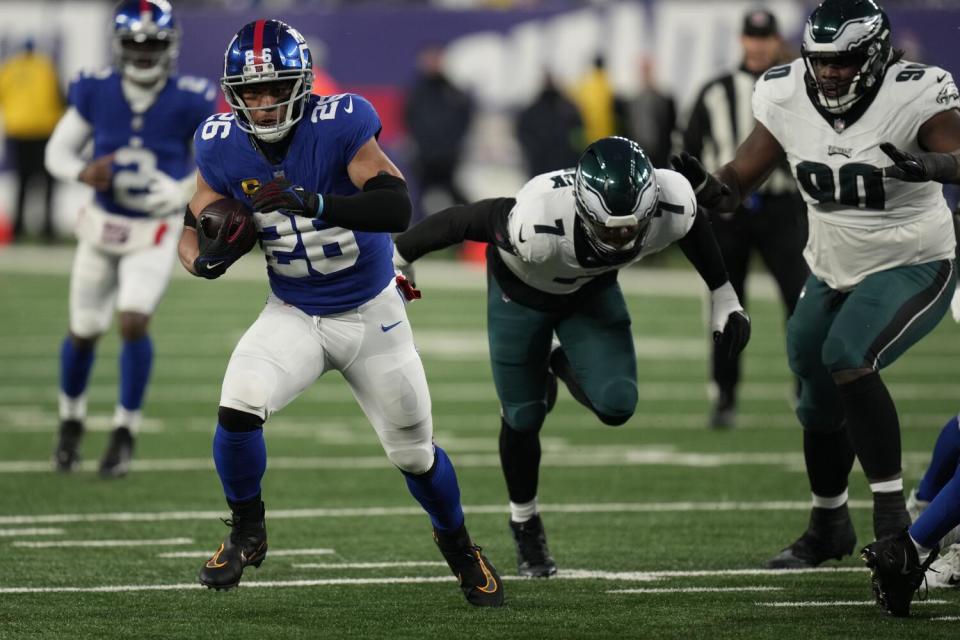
[218,406,264,432]
[503,402,546,433]
[592,379,637,426]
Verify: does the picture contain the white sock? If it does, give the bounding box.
[870,478,904,494]
[812,490,848,509]
[113,406,142,435]
[510,499,538,523]
[909,532,934,563]
[59,392,87,422]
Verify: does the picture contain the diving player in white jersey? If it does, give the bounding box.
[669,0,960,593]
[45,0,215,477]
[393,136,750,577]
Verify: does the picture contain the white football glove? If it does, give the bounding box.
[951,284,960,323]
[393,245,416,287]
[710,281,751,357]
[142,171,192,217]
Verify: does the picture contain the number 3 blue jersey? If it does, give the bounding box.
[194,93,395,316]
[68,70,216,218]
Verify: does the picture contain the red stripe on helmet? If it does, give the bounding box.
[140,0,151,17]
[252,19,266,65]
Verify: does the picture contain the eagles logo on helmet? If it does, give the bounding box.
[573,137,660,258]
[221,19,314,143]
[801,0,892,115]
[112,0,179,85]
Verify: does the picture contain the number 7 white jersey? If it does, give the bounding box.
[753,58,959,290]
[496,168,698,295]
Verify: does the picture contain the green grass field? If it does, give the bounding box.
[1,249,959,639]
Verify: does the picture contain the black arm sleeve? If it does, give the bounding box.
[394,197,516,263]
[676,209,729,291]
[183,204,197,228]
[320,174,412,233]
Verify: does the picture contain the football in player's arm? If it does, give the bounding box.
[178,18,504,608]
[669,0,960,609]
[393,136,749,577]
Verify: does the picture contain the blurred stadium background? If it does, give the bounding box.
[1,0,958,238]
[2,0,960,637]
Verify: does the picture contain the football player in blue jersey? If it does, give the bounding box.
[45,0,215,477]
[862,412,960,615]
[177,19,504,606]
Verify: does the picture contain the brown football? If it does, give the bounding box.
[196,197,258,255]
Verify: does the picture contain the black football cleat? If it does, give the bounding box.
[766,506,857,569]
[708,389,736,429]
[199,500,268,591]
[861,529,939,617]
[53,419,84,472]
[509,514,557,578]
[434,524,504,607]
[99,426,134,478]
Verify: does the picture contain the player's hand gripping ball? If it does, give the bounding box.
[193,198,258,280]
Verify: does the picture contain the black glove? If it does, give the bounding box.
[880,142,959,183]
[193,203,258,280]
[251,177,322,217]
[670,151,732,210]
[193,254,232,279]
[715,310,751,358]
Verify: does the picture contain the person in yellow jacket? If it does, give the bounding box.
[0,39,64,240]
[573,55,621,144]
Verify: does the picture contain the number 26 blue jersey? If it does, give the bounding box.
[194,93,395,316]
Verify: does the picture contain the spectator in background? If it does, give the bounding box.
[0,38,63,241]
[404,44,473,217]
[682,8,808,429]
[516,74,583,177]
[622,56,676,169]
[573,55,621,145]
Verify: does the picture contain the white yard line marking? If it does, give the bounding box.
[294,561,448,569]
[0,500,877,526]
[610,586,782,594]
[0,528,64,537]
[13,538,192,548]
[559,568,865,581]
[0,449,938,474]
[160,548,335,559]
[930,616,960,621]
[0,568,867,595]
[755,600,948,608]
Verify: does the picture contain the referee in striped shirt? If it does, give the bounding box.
[682,9,808,428]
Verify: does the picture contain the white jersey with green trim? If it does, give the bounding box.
[753,58,958,290]
[496,168,697,295]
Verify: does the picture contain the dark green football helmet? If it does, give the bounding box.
[573,137,659,257]
[802,0,892,114]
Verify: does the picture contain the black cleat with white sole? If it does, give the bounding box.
[53,419,84,472]
[99,426,134,478]
[199,500,268,591]
[509,515,557,578]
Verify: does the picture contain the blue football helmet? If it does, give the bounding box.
[112,0,179,85]
[222,19,314,143]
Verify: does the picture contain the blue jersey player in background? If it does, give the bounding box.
[45,0,215,477]
[177,19,504,606]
